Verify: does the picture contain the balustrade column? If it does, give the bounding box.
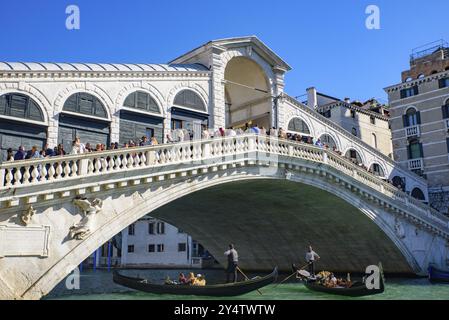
[202,142,211,159]
[78,159,90,176]
[0,168,5,187]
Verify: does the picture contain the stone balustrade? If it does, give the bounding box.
[0,134,448,235]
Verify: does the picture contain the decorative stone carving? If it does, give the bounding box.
[394,218,406,239]
[69,197,103,240]
[20,206,36,226]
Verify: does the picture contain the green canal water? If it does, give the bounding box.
[45,269,449,300]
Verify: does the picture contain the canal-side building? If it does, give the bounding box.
[305,87,393,172]
[384,40,449,213]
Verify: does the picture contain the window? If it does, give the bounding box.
[148,222,155,235]
[411,188,425,201]
[320,134,337,150]
[439,78,449,88]
[403,108,420,127]
[350,110,356,118]
[400,86,419,99]
[157,222,165,234]
[171,119,183,130]
[148,244,155,253]
[157,244,164,252]
[288,118,310,135]
[442,101,449,119]
[0,93,44,122]
[128,224,135,236]
[178,243,187,252]
[63,93,107,118]
[320,109,331,118]
[351,127,357,136]
[370,163,384,177]
[123,91,160,114]
[127,245,134,253]
[173,90,206,112]
[372,133,377,149]
[370,116,376,125]
[407,139,423,159]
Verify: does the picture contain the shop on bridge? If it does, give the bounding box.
[171,89,208,140]
[0,93,47,161]
[58,93,110,151]
[119,91,164,145]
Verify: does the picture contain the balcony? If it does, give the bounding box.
[405,125,420,138]
[408,158,424,171]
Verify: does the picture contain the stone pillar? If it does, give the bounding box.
[209,47,226,130]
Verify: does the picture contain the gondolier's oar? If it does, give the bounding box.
[236,267,263,295]
[274,258,321,288]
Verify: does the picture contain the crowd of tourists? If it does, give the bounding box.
[164,272,207,286]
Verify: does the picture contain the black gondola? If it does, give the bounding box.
[302,264,385,297]
[112,267,278,297]
[428,264,449,283]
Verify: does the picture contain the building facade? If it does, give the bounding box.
[307,87,393,174]
[385,41,449,212]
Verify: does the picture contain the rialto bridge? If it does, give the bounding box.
[0,36,448,299]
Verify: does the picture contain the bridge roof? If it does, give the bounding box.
[0,62,209,72]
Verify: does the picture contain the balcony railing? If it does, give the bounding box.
[408,158,424,170]
[406,125,420,138]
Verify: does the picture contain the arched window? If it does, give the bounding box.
[173,90,206,113]
[405,77,413,82]
[392,176,405,191]
[319,134,337,150]
[411,187,425,201]
[404,107,419,127]
[369,163,384,177]
[0,93,44,122]
[288,118,310,135]
[372,133,377,149]
[63,93,108,119]
[351,127,357,136]
[345,149,363,165]
[430,70,439,75]
[417,74,425,79]
[123,91,160,114]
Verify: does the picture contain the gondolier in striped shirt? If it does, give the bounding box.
[225,244,239,283]
[305,245,320,276]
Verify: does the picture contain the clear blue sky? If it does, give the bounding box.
[1,0,448,102]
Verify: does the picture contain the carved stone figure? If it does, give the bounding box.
[69,197,103,240]
[394,218,406,239]
[20,206,36,226]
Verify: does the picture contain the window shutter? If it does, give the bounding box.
[416,111,421,125]
[419,143,424,158]
[443,105,449,119]
[407,145,412,159]
[413,86,419,96]
[403,115,409,127]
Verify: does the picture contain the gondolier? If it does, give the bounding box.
[225,244,239,283]
[305,245,320,276]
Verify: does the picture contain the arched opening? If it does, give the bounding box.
[417,74,425,79]
[0,93,47,161]
[319,134,337,150]
[392,176,406,191]
[58,93,110,152]
[404,107,419,127]
[345,148,363,165]
[120,91,164,146]
[224,57,271,130]
[369,163,385,177]
[411,187,425,201]
[287,117,310,135]
[430,70,439,75]
[171,89,208,140]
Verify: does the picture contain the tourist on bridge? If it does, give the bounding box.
[225,244,239,283]
[305,245,320,276]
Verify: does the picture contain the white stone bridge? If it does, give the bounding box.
[0,133,448,299]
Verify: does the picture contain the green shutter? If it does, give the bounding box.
[416,111,421,125]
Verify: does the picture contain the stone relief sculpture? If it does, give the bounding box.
[394,218,406,239]
[69,197,103,240]
[20,206,36,226]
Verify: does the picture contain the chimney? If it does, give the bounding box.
[344,97,351,104]
[307,87,318,109]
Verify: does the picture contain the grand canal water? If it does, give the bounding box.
[45,269,449,300]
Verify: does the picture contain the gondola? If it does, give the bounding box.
[302,264,385,297]
[112,267,278,297]
[428,264,449,283]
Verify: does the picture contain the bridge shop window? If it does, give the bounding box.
[120,91,164,146]
[59,93,110,152]
[0,93,47,162]
[171,89,209,140]
[287,118,310,135]
[400,86,419,99]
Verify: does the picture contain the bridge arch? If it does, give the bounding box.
[20,170,420,299]
[343,146,365,166]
